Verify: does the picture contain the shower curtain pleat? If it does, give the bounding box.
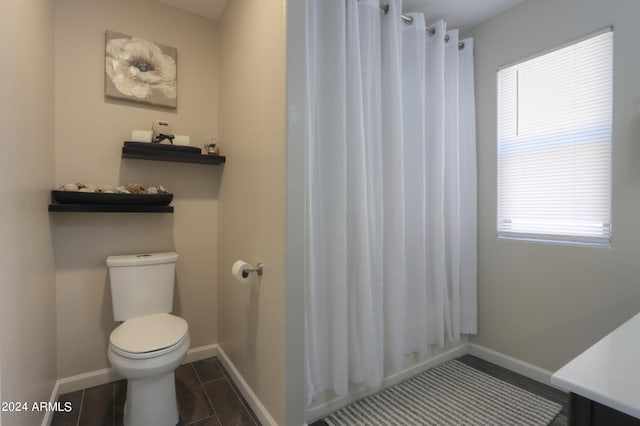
[305,0,477,405]
[345,0,383,389]
[424,19,448,348]
[402,12,428,356]
[380,0,406,375]
[459,38,478,334]
[444,29,461,342]
[305,0,350,400]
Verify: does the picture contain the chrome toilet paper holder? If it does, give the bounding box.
[242,262,264,278]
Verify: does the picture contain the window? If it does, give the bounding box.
[497,30,613,246]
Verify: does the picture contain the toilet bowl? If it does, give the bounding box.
[108,313,190,426]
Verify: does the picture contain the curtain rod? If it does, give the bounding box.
[380,4,465,50]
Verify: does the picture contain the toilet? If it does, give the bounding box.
[106,252,190,426]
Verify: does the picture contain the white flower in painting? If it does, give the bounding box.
[105,37,176,100]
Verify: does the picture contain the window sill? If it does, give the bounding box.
[497,234,611,248]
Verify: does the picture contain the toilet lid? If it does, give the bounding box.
[110,313,188,354]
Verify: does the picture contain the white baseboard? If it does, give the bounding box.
[55,367,122,399]
[305,342,468,423]
[183,343,218,364]
[467,343,564,390]
[215,346,278,426]
[42,381,61,426]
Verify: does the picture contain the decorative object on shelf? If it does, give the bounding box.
[131,122,190,146]
[105,30,177,109]
[152,120,174,144]
[56,182,169,195]
[131,129,153,142]
[173,135,190,146]
[205,139,219,155]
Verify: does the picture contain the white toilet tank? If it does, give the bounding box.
[107,252,178,321]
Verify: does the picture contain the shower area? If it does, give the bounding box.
[304,0,478,414]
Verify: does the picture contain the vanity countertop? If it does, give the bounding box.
[551,312,640,419]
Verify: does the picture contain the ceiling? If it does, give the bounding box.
[153,0,525,31]
[403,0,525,31]
[153,0,228,20]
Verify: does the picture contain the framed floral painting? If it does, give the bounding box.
[105,30,177,108]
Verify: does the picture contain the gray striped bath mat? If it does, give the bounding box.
[324,360,562,426]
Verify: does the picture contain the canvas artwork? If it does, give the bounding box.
[105,30,177,108]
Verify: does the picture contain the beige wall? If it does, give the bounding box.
[466,0,640,371]
[217,0,289,423]
[53,0,220,378]
[0,0,57,424]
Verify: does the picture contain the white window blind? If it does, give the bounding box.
[497,30,613,245]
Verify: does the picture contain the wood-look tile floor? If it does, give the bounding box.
[51,357,260,426]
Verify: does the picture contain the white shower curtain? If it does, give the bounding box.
[305,0,477,405]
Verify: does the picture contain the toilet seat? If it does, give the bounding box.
[110,313,188,360]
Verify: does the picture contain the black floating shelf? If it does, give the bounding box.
[48,203,174,213]
[122,146,226,165]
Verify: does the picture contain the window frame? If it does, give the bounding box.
[496,28,613,247]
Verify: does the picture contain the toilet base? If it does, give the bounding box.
[124,372,178,426]
[108,333,190,426]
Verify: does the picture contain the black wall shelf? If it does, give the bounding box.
[122,146,226,165]
[48,203,174,213]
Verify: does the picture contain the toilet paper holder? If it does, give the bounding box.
[242,262,264,278]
